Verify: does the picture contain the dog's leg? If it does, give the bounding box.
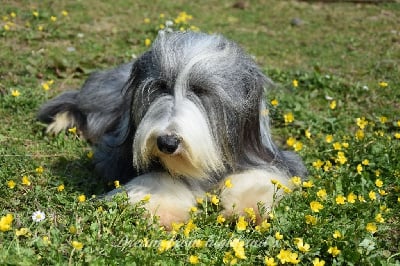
[219,169,292,222]
[107,172,203,229]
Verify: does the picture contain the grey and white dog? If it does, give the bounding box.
[38,31,306,227]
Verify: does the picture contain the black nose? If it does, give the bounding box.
[157,135,180,154]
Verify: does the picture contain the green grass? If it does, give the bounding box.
[1,1,399,265]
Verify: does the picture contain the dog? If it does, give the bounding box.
[38,31,306,227]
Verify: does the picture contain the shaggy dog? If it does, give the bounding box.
[38,31,306,227]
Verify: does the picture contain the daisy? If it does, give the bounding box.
[32,210,46,222]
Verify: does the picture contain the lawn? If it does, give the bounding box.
[1,0,399,265]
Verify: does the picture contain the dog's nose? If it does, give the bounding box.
[157,134,180,154]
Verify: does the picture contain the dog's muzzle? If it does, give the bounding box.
[157,134,180,154]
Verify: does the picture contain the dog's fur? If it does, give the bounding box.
[38,31,306,227]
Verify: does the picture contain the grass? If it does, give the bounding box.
[1,0,399,265]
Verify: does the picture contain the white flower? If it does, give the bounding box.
[32,211,46,222]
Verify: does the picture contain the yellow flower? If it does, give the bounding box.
[224,178,233,188]
[189,255,199,264]
[375,213,385,223]
[196,197,204,205]
[32,11,39,18]
[113,180,120,188]
[333,230,342,239]
[366,222,377,233]
[264,256,277,266]
[38,25,44,31]
[294,238,310,252]
[57,184,65,192]
[375,179,383,188]
[211,195,219,205]
[72,240,84,250]
[333,142,342,150]
[355,129,364,140]
[286,137,296,147]
[292,79,299,88]
[347,192,357,203]
[42,236,51,245]
[271,99,279,106]
[184,219,197,237]
[69,225,77,234]
[216,214,225,224]
[305,215,317,225]
[356,164,363,174]
[192,239,206,248]
[143,18,151,24]
[327,246,341,257]
[395,133,400,139]
[362,159,369,166]
[61,10,69,17]
[189,206,198,213]
[312,258,326,266]
[22,175,31,186]
[171,222,184,234]
[284,112,294,124]
[3,24,10,31]
[87,150,94,159]
[144,38,152,47]
[356,117,368,129]
[323,161,332,172]
[310,201,323,212]
[141,194,151,202]
[275,231,283,240]
[11,89,21,97]
[35,166,44,174]
[244,208,256,223]
[291,176,302,186]
[341,142,349,148]
[368,191,376,201]
[223,252,237,265]
[335,195,346,205]
[378,189,387,196]
[68,127,77,135]
[305,129,312,139]
[277,249,300,264]
[316,189,327,200]
[302,180,314,188]
[7,180,16,189]
[358,195,366,202]
[15,227,30,237]
[312,159,324,169]
[329,100,336,110]
[379,81,388,88]
[325,135,333,143]
[0,214,13,232]
[236,216,248,231]
[50,16,57,22]
[255,220,271,233]
[158,239,175,253]
[78,194,86,202]
[230,238,246,259]
[293,141,303,152]
[10,12,16,18]
[336,151,347,165]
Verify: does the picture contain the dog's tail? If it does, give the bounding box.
[37,91,85,135]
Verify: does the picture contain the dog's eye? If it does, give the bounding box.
[157,81,171,94]
[191,85,207,96]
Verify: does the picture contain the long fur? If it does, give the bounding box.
[38,31,307,226]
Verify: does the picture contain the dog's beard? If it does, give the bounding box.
[132,95,225,179]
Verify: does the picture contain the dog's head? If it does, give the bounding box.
[125,31,278,180]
